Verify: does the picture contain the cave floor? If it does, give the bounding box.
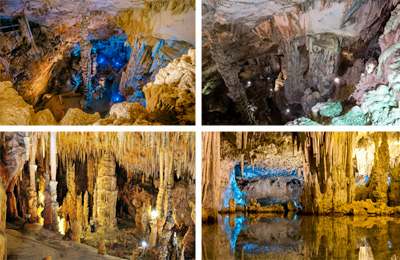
[6,220,120,260]
[203,213,400,260]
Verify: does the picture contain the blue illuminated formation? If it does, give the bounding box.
[221,171,246,209]
[222,215,247,252]
[234,165,297,178]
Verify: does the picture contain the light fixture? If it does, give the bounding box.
[141,241,147,248]
[286,109,290,113]
[247,81,251,86]
[151,210,158,219]
[334,77,340,84]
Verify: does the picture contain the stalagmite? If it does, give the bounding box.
[202,132,220,222]
[27,133,39,221]
[367,133,389,203]
[83,191,89,227]
[98,237,107,255]
[0,182,7,260]
[50,132,59,231]
[95,153,117,228]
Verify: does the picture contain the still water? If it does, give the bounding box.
[202,213,400,259]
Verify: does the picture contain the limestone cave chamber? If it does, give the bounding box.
[0,0,195,125]
[202,0,400,125]
[0,131,195,259]
[202,132,400,259]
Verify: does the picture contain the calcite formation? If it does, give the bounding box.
[0,131,195,259]
[95,153,117,229]
[144,48,196,125]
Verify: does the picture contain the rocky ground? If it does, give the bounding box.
[6,219,120,260]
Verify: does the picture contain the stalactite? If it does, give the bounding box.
[79,12,94,106]
[299,132,357,214]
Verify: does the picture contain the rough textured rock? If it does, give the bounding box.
[33,109,58,125]
[108,102,148,121]
[143,49,195,125]
[0,81,35,125]
[60,108,101,125]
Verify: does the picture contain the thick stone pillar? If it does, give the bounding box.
[95,153,117,228]
[0,182,6,260]
[50,132,59,231]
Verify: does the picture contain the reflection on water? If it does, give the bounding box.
[202,213,400,259]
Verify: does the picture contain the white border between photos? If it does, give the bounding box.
[2,1,400,259]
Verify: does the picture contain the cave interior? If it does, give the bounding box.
[202,0,400,125]
[0,0,195,125]
[202,132,400,259]
[0,132,195,259]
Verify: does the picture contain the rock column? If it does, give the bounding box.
[50,132,59,231]
[95,153,117,228]
[0,182,7,259]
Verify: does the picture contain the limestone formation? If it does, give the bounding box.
[143,49,196,125]
[0,132,195,259]
[95,154,117,228]
[98,237,107,255]
[0,81,35,125]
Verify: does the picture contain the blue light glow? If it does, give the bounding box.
[221,171,246,209]
[72,47,81,56]
[112,95,123,103]
[364,175,369,184]
[235,166,297,178]
[222,215,247,251]
[97,55,106,64]
[389,241,392,248]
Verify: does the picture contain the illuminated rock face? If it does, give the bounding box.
[95,153,117,228]
[144,48,196,125]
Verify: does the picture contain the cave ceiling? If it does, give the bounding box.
[1,0,195,42]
